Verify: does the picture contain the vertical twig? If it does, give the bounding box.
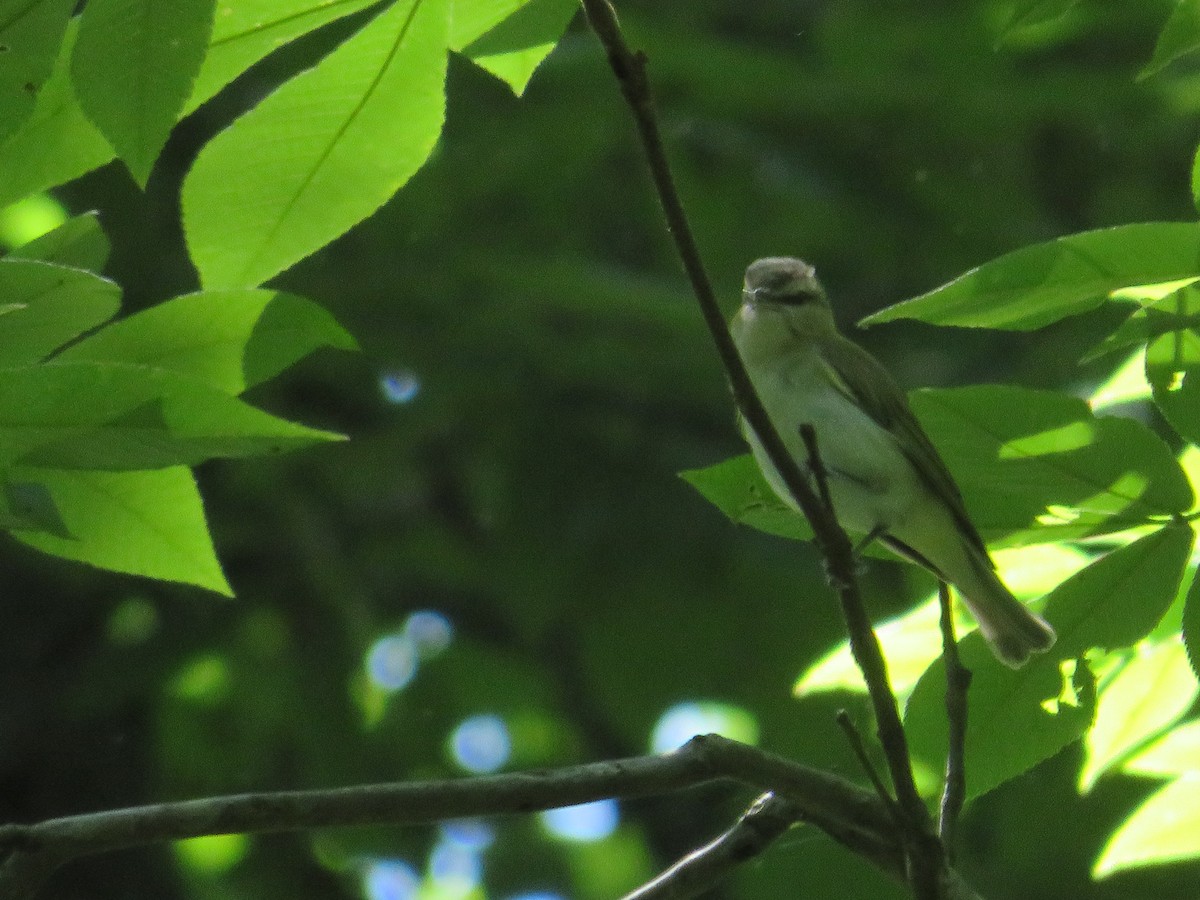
[937,583,971,854]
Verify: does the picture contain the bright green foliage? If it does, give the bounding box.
[57,289,358,393]
[455,0,579,94]
[1080,638,1198,791]
[7,211,111,270]
[1093,777,1200,878]
[11,466,233,594]
[0,259,120,365]
[183,0,451,289]
[71,0,217,186]
[905,632,1094,802]
[0,19,114,209]
[0,362,341,469]
[861,223,1200,331]
[1041,527,1193,657]
[1124,717,1200,777]
[909,386,1192,542]
[0,0,74,145]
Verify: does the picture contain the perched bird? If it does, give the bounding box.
[730,256,1055,667]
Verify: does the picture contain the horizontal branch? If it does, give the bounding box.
[0,735,893,900]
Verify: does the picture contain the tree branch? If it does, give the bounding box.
[0,736,896,900]
[937,582,971,854]
[576,2,941,894]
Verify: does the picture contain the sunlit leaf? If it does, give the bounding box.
[0,18,115,209]
[861,223,1200,331]
[0,362,343,470]
[0,0,74,144]
[1094,777,1200,877]
[1080,639,1199,791]
[57,289,358,394]
[911,386,1193,544]
[1147,328,1200,446]
[0,259,121,365]
[72,0,216,186]
[1082,283,1200,363]
[10,465,232,594]
[1089,348,1150,410]
[1182,560,1200,680]
[7,211,110,271]
[1044,526,1193,657]
[456,0,577,95]
[1125,718,1200,778]
[183,0,449,289]
[796,543,1091,697]
[905,635,1094,800]
[186,0,381,113]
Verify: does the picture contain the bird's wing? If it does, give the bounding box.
[818,335,989,556]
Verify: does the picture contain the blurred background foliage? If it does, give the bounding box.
[3,0,1200,898]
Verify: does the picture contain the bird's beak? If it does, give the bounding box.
[742,287,760,307]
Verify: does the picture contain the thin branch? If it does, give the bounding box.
[621,793,802,900]
[575,6,933,874]
[800,423,835,516]
[836,710,899,820]
[937,582,971,854]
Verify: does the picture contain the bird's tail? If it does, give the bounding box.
[956,547,1056,668]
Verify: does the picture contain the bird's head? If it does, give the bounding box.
[742,257,827,308]
[735,257,835,359]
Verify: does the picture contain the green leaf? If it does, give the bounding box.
[57,289,358,394]
[861,223,1200,331]
[0,478,69,536]
[679,453,815,542]
[1000,0,1080,38]
[1082,284,1200,363]
[186,0,380,113]
[7,211,110,271]
[0,0,74,144]
[1080,639,1199,791]
[910,386,1193,545]
[1089,348,1151,411]
[795,543,1091,698]
[1146,327,1200,447]
[686,387,1193,550]
[0,259,121,365]
[1182,561,1200,680]
[0,361,343,470]
[72,0,217,186]
[1124,718,1200,777]
[1043,526,1194,657]
[456,0,577,95]
[905,635,1095,801]
[1141,0,1200,80]
[1093,777,1200,877]
[0,18,115,209]
[10,465,232,594]
[183,0,449,289]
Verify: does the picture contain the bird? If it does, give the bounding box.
[730,256,1055,667]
